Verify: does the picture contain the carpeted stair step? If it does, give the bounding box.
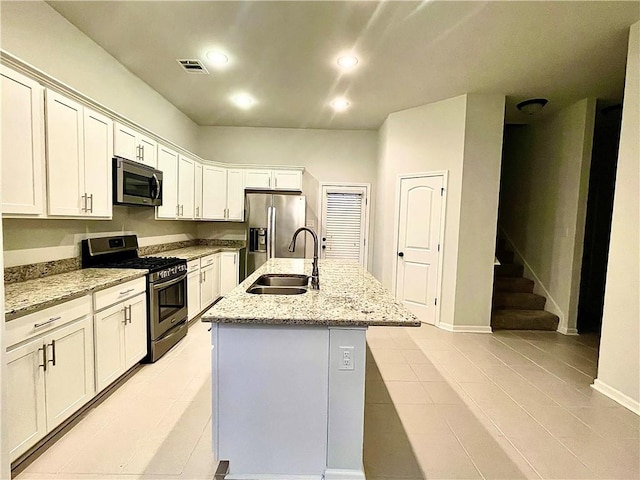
[494,277,535,293]
[492,292,546,310]
[492,309,559,331]
[494,263,524,278]
[495,250,514,264]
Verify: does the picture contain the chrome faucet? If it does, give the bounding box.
[288,227,320,290]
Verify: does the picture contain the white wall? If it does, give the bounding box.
[454,95,506,328]
[500,98,596,333]
[197,126,378,263]
[374,94,504,329]
[594,21,640,414]
[0,0,199,151]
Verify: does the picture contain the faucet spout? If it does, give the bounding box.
[289,227,320,290]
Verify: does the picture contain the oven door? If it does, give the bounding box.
[149,273,188,340]
[114,158,162,207]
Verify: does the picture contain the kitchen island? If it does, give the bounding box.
[202,258,419,480]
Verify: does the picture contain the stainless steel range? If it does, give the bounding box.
[82,235,188,362]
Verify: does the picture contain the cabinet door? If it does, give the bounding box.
[94,303,125,393]
[187,269,202,320]
[244,169,273,189]
[202,165,227,220]
[6,338,47,461]
[46,90,84,216]
[44,316,95,431]
[273,170,302,191]
[113,122,138,161]
[178,155,195,218]
[83,108,113,218]
[138,134,157,169]
[1,66,45,216]
[220,252,238,296]
[226,169,245,221]
[123,294,148,370]
[194,162,203,220]
[156,145,179,219]
[200,261,218,309]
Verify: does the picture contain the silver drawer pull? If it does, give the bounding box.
[34,317,60,328]
[119,288,135,295]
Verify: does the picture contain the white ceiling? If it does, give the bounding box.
[48,1,639,130]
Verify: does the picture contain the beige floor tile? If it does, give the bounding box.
[410,362,446,381]
[559,434,640,479]
[395,403,453,436]
[365,379,393,404]
[509,433,599,479]
[435,403,504,439]
[421,381,465,404]
[371,348,408,365]
[366,336,401,350]
[524,404,593,437]
[409,431,482,479]
[401,348,431,364]
[364,403,406,436]
[385,381,433,405]
[377,362,419,381]
[568,407,640,438]
[363,431,423,479]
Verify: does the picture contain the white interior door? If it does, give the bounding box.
[395,175,444,325]
[320,185,369,267]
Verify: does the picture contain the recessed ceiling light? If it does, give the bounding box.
[232,94,255,109]
[331,98,350,111]
[337,55,359,69]
[206,50,229,66]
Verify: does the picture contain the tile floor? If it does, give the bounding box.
[16,320,640,480]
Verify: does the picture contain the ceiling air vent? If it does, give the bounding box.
[176,59,209,74]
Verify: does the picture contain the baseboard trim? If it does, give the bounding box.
[438,322,493,333]
[557,326,579,335]
[592,379,640,415]
[324,468,366,480]
[225,475,322,480]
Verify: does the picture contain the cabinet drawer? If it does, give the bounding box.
[94,277,146,312]
[6,296,91,348]
[201,254,217,267]
[187,259,200,273]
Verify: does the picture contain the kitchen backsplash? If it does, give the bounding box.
[4,239,245,284]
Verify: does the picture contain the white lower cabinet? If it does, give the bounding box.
[94,285,147,393]
[200,254,220,310]
[220,251,239,296]
[187,259,202,321]
[6,298,94,462]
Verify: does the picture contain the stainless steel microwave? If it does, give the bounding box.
[113,156,163,207]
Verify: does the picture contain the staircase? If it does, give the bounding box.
[492,242,559,331]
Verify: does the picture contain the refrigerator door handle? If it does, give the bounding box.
[267,206,274,259]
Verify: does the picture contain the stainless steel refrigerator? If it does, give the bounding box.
[245,193,306,276]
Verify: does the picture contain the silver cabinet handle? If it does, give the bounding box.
[81,193,87,212]
[122,306,128,324]
[136,145,141,161]
[38,343,47,371]
[196,206,199,217]
[176,205,180,217]
[141,144,145,161]
[180,204,184,216]
[120,288,134,295]
[34,317,60,328]
[88,193,93,213]
[48,340,56,367]
[127,305,132,324]
[275,177,278,189]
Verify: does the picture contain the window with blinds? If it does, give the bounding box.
[322,190,366,265]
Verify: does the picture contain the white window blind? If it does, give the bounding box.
[323,191,365,264]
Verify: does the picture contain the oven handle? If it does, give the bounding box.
[151,273,187,291]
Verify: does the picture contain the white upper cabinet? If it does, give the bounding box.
[178,155,195,219]
[46,90,112,218]
[156,145,179,219]
[1,66,46,216]
[244,168,302,191]
[194,162,203,220]
[202,166,244,221]
[114,122,157,168]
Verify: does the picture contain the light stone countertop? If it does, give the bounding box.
[4,269,147,321]
[154,246,242,262]
[202,258,420,327]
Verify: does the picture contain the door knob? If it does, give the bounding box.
[398,252,404,257]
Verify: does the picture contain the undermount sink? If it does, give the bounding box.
[247,286,307,295]
[254,274,309,287]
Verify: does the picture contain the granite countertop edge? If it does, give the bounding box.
[5,270,147,321]
[203,317,421,327]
